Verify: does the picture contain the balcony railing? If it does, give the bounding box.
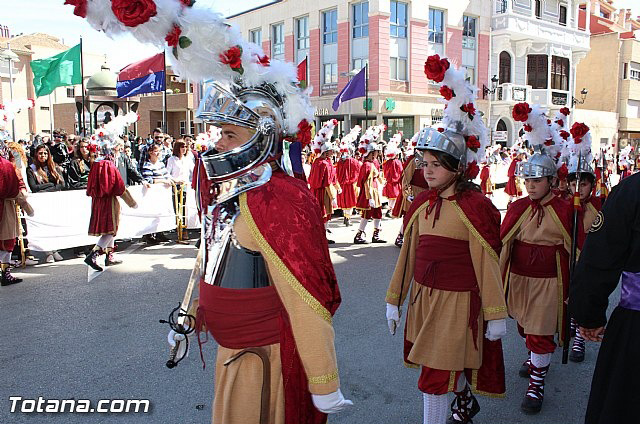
[492,83,532,103]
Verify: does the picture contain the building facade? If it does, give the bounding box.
[574,0,640,154]
[226,0,493,141]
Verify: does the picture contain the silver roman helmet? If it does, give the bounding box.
[414,126,467,169]
[568,158,595,177]
[196,82,286,183]
[516,147,557,178]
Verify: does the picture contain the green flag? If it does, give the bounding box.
[30,43,82,97]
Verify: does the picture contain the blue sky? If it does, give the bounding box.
[3,0,638,70]
[3,0,270,69]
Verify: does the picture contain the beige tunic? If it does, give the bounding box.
[500,192,571,337]
[385,187,507,371]
[207,211,340,424]
[0,191,29,241]
[398,159,427,213]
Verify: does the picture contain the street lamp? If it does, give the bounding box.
[482,75,499,98]
[572,88,588,107]
[0,44,19,142]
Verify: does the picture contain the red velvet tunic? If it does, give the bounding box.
[505,159,522,196]
[86,160,125,236]
[308,157,333,219]
[336,157,359,209]
[480,165,492,195]
[382,158,403,199]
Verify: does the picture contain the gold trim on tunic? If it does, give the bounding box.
[451,200,499,263]
[483,306,507,314]
[308,369,338,385]
[239,193,333,324]
[501,205,532,244]
[556,250,565,346]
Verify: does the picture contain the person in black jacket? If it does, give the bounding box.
[569,173,640,424]
[67,138,94,190]
[26,145,66,193]
[112,139,148,187]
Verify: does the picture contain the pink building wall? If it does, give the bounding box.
[409,20,429,94]
[337,22,350,91]
[369,15,390,92]
[477,33,490,92]
[309,28,320,96]
[446,27,463,66]
[285,34,294,62]
[262,40,271,59]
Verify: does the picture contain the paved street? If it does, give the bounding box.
[0,196,612,424]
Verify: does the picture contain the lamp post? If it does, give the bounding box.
[482,75,499,145]
[572,87,588,107]
[0,44,20,142]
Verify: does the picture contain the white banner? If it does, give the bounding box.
[24,185,185,252]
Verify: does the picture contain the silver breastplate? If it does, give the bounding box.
[202,199,270,289]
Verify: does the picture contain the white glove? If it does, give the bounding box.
[167,329,188,359]
[485,319,507,341]
[369,198,376,208]
[312,389,353,414]
[386,303,401,335]
[331,199,338,209]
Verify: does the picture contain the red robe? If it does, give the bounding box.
[505,159,521,196]
[382,158,403,199]
[480,165,492,195]
[86,160,125,236]
[336,157,359,209]
[308,157,334,220]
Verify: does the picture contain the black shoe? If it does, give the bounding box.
[84,250,104,272]
[447,386,480,424]
[142,234,158,245]
[353,230,367,244]
[569,349,585,363]
[343,217,349,226]
[155,232,169,242]
[394,233,403,248]
[521,395,543,414]
[327,239,336,245]
[372,229,386,243]
[519,358,531,378]
[105,252,122,267]
[195,238,201,249]
[1,266,22,286]
[385,210,392,218]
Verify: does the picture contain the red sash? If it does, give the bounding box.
[510,241,562,278]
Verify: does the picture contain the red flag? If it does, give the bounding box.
[297,57,307,88]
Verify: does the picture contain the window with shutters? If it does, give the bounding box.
[551,56,569,91]
[499,51,511,84]
[527,55,548,89]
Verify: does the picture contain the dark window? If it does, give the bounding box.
[535,0,542,18]
[463,15,476,37]
[353,2,369,38]
[429,8,444,44]
[559,5,567,25]
[390,1,407,38]
[323,9,338,44]
[499,51,511,84]
[527,55,548,89]
[551,56,569,91]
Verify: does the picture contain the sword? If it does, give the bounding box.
[162,246,202,369]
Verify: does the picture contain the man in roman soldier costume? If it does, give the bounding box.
[382,134,403,218]
[501,102,578,414]
[391,131,429,247]
[335,126,362,226]
[354,124,387,244]
[308,119,340,242]
[386,55,507,424]
[569,171,639,424]
[505,145,525,204]
[0,134,34,286]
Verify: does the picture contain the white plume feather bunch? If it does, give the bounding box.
[311,119,337,154]
[0,99,35,129]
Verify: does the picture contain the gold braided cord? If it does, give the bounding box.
[501,205,532,244]
[556,251,565,347]
[587,202,598,217]
[471,369,506,398]
[547,207,572,246]
[404,202,430,234]
[483,306,507,314]
[447,371,457,392]
[239,193,333,324]
[386,290,400,300]
[308,369,338,385]
[451,201,500,263]
[403,361,420,369]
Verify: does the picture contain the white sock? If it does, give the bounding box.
[0,251,11,263]
[358,219,368,232]
[531,352,551,368]
[373,219,381,229]
[389,198,396,209]
[97,235,114,249]
[423,393,448,424]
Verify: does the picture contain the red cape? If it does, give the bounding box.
[243,170,341,424]
[505,159,521,196]
[403,188,505,396]
[308,157,333,218]
[336,157,359,185]
[0,157,20,225]
[382,158,403,199]
[86,160,125,236]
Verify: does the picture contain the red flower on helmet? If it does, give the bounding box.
[296,120,312,147]
[466,135,480,150]
[512,102,532,122]
[544,139,553,146]
[424,54,450,83]
[111,0,157,27]
[523,124,533,132]
[64,0,87,18]
[439,85,455,100]
[437,127,445,133]
[465,161,480,179]
[460,103,476,119]
[165,25,182,47]
[180,0,195,6]
[570,122,589,143]
[559,107,570,116]
[220,45,243,72]
[557,163,568,180]
[256,54,270,66]
[559,130,570,140]
[556,119,564,128]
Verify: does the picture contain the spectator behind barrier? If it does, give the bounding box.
[112,139,148,187]
[67,138,94,190]
[138,128,164,172]
[166,139,194,184]
[141,143,171,244]
[26,145,66,193]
